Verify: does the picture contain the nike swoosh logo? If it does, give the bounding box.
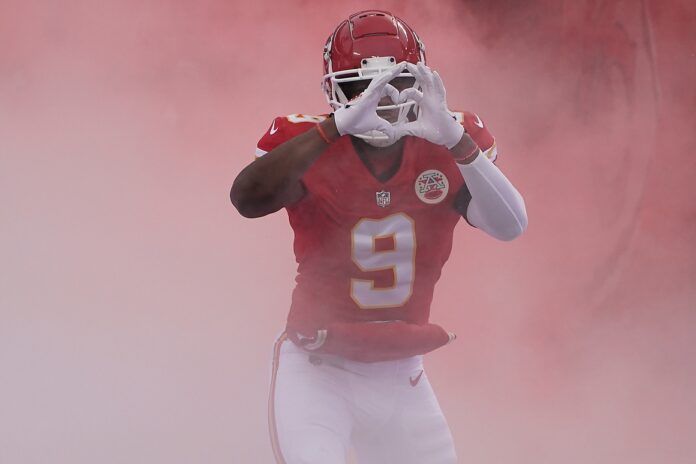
[270,120,278,135]
[409,370,424,387]
[473,114,484,128]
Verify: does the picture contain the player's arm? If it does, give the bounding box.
[230,118,339,218]
[451,137,527,241]
[231,62,407,218]
[399,62,527,241]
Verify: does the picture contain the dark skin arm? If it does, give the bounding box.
[230,118,339,218]
[449,131,479,164]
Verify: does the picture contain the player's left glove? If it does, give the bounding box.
[396,62,465,149]
[333,62,406,143]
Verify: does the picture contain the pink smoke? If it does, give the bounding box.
[0,1,694,463]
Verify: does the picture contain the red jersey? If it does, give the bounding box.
[256,113,497,334]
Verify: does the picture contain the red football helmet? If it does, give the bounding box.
[322,10,426,146]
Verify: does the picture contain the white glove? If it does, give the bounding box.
[333,62,406,142]
[397,62,464,149]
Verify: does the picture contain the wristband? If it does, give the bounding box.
[455,147,481,164]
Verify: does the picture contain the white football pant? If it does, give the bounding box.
[269,333,458,464]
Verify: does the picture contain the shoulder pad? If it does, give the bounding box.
[450,110,497,162]
[256,114,328,157]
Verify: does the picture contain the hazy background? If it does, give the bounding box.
[1,0,694,462]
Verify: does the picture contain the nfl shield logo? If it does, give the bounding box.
[376,190,391,208]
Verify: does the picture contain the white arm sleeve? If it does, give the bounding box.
[457,152,528,241]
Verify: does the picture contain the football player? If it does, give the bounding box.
[231,10,527,464]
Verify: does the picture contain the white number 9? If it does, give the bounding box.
[350,213,416,309]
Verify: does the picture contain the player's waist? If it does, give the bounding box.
[287,294,429,327]
[279,333,423,376]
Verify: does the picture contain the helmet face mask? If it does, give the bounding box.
[322,10,426,147]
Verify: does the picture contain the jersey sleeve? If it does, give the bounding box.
[452,111,498,163]
[255,113,328,158]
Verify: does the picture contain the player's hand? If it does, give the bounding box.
[333,62,407,142]
[396,62,464,149]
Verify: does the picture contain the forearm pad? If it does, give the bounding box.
[289,321,455,363]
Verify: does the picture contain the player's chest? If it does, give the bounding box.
[305,150,460,221]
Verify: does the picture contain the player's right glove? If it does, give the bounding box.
[396,62,465,149]
[332,61,407,143]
